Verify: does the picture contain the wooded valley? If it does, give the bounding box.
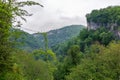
[0,0,120,80]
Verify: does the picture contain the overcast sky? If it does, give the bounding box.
[20,0,120,33]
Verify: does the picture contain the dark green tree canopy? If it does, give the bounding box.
[86,6,120,25]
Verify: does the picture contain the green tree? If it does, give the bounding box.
[0,0,42,79]
[66,42,120,80]
[99,31,114,45]
[66,45,82,65]
[54,45,83,80]
[13,50,54,80]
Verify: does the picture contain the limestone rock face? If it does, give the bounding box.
[87,21,101,30]
[87,20,120,38]
[86,6,120,38]
[87,20,118,31]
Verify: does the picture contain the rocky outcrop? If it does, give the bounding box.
[86,6,120,38]
[87,21,101,30]
[87,21,120,38]
[87,21,118,31]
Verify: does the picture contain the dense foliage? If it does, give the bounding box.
[0,0,42,79]
[86,6,120,25]
[65,42,120,80]
[53,27,118,80]
[52,27,115,58]
[34,25,84,48]
[86,6,120,36]
[53,6,120,80]
[10,29,41,51]
[11,25,84,51]
[0,0,17,78]
[0,1,120,80]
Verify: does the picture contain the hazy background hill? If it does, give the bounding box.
[12,25,84,51]
[33,25,84,48]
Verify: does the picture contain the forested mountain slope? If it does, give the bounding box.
[86,6,120,38]
[12,25,84,51]
[33,25,84,48]
[53,6,120,80]
[0,0,120,79]
[10,29,41,51]
[53,6,120,58]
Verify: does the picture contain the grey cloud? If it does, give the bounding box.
[21,0,120,33]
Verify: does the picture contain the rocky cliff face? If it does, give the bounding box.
[87,21,101,30]
[87,21,118,30]
[86,6,120,38]
[87,21,120,38]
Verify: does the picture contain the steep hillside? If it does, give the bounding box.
[10,29,41,51]
[12,25,84,51]
[33,25,84,48]
[86,6,120,38]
